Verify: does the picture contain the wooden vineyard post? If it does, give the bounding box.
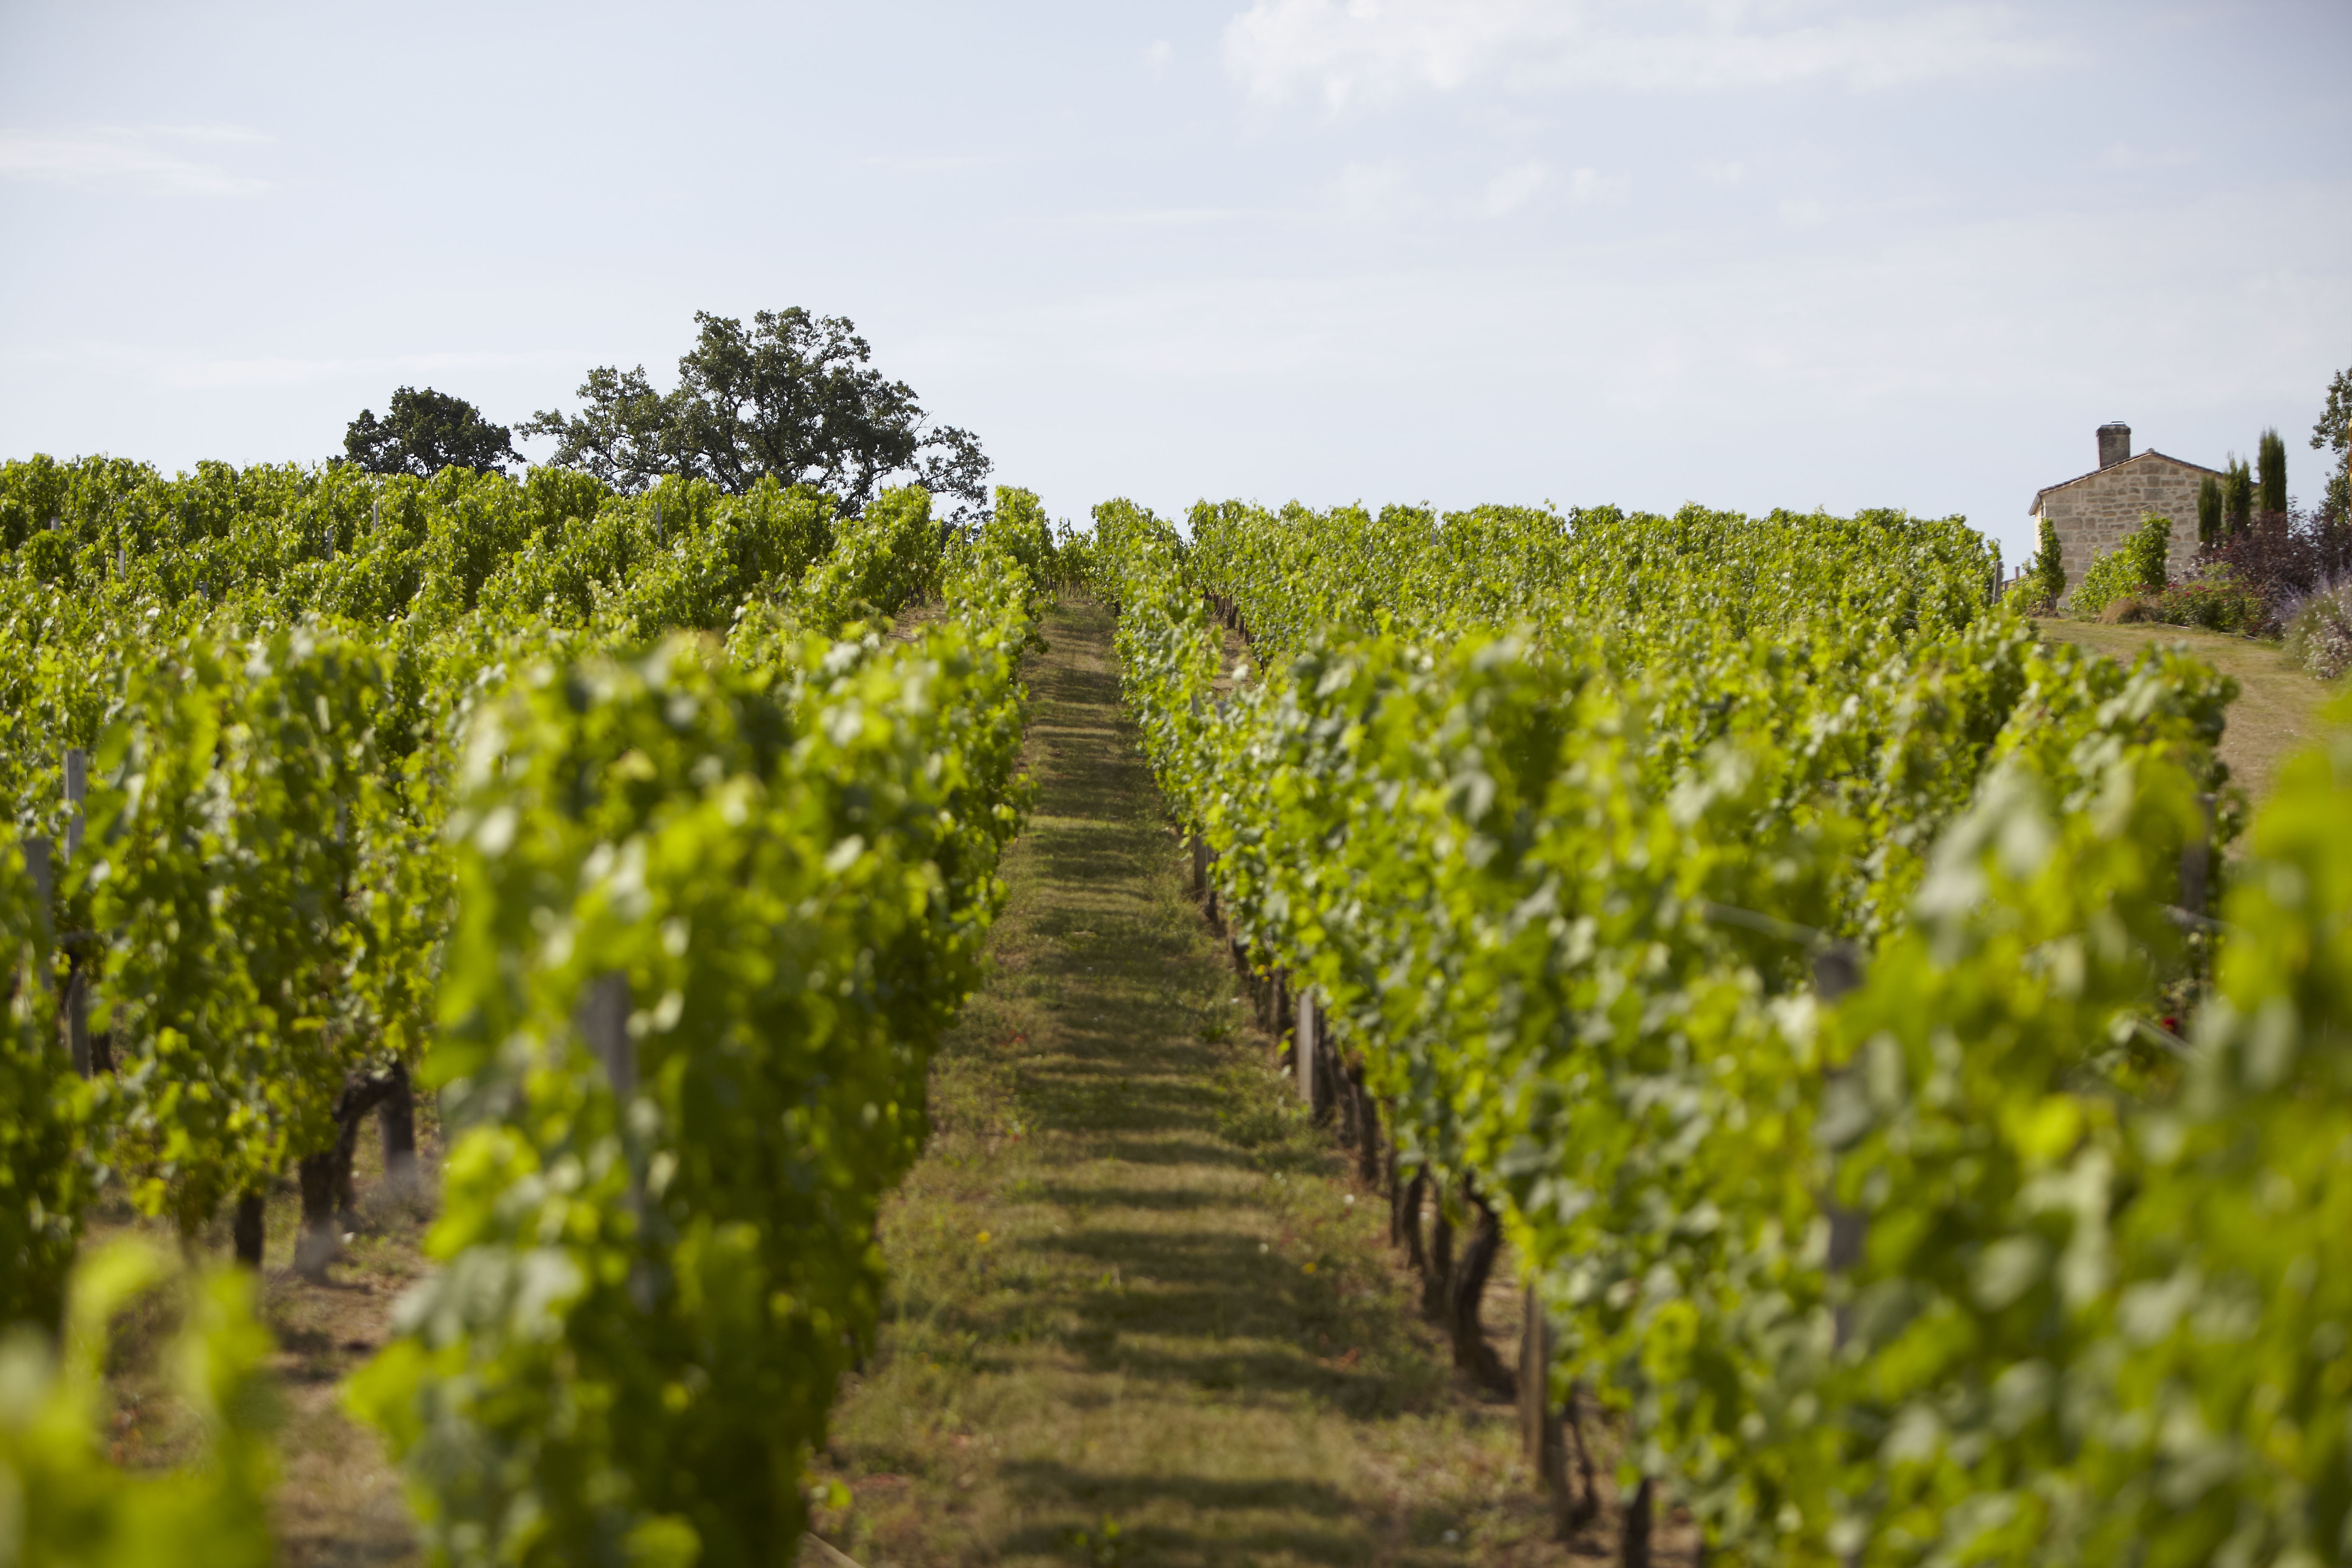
[21,838,52,938]
[1519,1281,1568,1493]
[1294,986,1318,1107]
[1622,1477,1655,1568]
[578,972,634,1102]
[62,748,90,1078]
[380,1057,419,1193]
[1814,941,1868,1349]
[578,973,652,1308]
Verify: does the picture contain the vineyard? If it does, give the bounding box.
[0,455,1060,1564]
[1091,498,2350,1565]
[0,465,2347,1567]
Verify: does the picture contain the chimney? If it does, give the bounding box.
[2097,422,2131,469]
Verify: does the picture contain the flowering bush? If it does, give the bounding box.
[2286,580,2352,680]
[2151,568,2269,635]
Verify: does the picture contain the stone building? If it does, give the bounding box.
[2031,423,2220,584]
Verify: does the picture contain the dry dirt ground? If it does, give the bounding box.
[2036,617,2344,803]
[88,1114,433,1566]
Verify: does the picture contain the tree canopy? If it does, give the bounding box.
[518,309,990,520]
[344,387,520,476]
[2313,364,2350,522]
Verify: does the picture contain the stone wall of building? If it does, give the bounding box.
[2034,453,2212,584]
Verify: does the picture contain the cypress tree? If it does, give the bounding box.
[2034,516,2066,605]
[2257,426,2288,514]
[2197,472,2223,547]
[2224,455,2254,536]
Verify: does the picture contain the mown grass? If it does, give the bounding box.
[2037,616,2345,804]
[806,598,1580,1567]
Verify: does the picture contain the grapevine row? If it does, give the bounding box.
[1,456,1067,1564]
[1093,497,2347,1565]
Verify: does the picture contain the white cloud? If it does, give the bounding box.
[1148,39,1176,68]
[1696,157,1748,184]
[0,126,273,194]
[1482,160,1547,216]
[1222,0,2070,110]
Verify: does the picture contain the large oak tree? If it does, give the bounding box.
[519,309,989,519]
[345,387,521,476]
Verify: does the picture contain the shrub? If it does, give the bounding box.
[2198,505,2352,629]
[2099,595,2155,624]
[2001,577,2049,615]
[2069,513,2171,618]
[2150,572,2268,635]
[2032,516,2065,605]
[2285,580,2352,681]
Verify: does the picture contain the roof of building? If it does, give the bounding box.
[2032,449,2223,512]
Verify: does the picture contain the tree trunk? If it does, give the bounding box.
[232,1191,266,1269]
[1350,1065,1382,1186]
[1564,1382,1601,1531]
[1381,1129,1400,1235]
[296,1150,340,1279]
[1449,1187,1512,1392]
[380,1058,418,1194]
[1396,1168,1426,1264]
[1335,1052,1360,1146]
[1424,1183,1455,1320]
[1621,1477,1655,1568]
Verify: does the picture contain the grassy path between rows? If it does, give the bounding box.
[804,597,1580,1567]
[2037,617,2343,803]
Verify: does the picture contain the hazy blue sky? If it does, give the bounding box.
[3,0,2347,562]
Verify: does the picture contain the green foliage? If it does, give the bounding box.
[517,309,991,522]
[347,546,1038,1568]
[2225,454,2255,537]
[2035,515,2066,605]
[1088,492,2295,1561]
[2258,426,2288,516]
[2286,584,2352,681]
[345,387,520,477]
[0,1239,276,1566]
[0,438,1045,1562]
[1811,704,2352,1564]
[797,484,941,628]
[2005,517,2067,614]
[2150,569,2269,636]
[2068,513,2171,617]
[2314,364,2351,523]
[83,627,389,1232]
[2199,471,2224,547]
[982,485,1057,587]
[1,838,88,1333]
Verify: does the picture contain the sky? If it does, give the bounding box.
[2,0,2347,565]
